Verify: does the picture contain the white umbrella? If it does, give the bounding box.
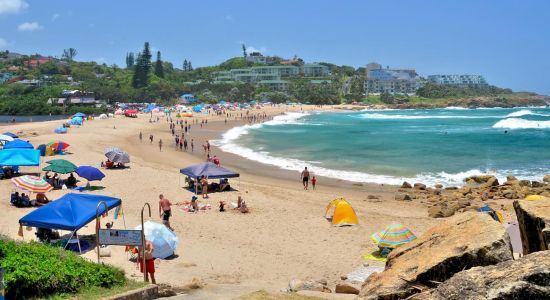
[134,221,178,259]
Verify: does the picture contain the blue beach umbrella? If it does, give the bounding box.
[73,112,86,118]
[71,116,83,125]
[2,132,18,138]
[76,166,105,181]
[3,139,34,149]
[193,105,202,112]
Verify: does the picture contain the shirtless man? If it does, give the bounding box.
[139,239,156,284]
[158,194,174,230]
[301,167,310,190]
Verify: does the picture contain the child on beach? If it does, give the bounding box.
[311,176,317,190]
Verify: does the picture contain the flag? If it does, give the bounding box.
[114,206,123,220]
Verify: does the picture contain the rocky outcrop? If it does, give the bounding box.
[513,199,550,254]
[427,202,457,218]
[426,251,550,300]
[335,281,361,294]
[544,175,550,183]
[359,213,513,300]
[401,182,412,189]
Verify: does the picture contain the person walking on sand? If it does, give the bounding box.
[139,239,156,284]
[158,194,174,230]
[191,139,194,152]
[149,134,153,144]
[301,167,310,190]
[311,176,317,190]
[139,131,142,142]
[158,139,163,152]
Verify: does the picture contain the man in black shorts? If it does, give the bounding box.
[301,167,310,190]
[158,194,174,230]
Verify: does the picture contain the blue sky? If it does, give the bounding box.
[1,0,550,94]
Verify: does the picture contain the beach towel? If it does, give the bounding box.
[346,265,385,283]
[362,253,388,262]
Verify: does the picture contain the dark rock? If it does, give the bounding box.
[434,184,443,189]
[395,193,412,201]
[359,213,513,300]
[401,181,413,189]
[445,186,458,190]
[502,189,518,199]
[532,181,544,188]
[513,199,550,254]
[335,281,361,294]
[519,180,532,187]
[367,195,379,200]
[543,175,550,183]
[506,175,518,182]
[427,251,550,300]
[414,183,427,190]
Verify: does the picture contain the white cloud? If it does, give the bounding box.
[17,22,43,32]
[0,38,9,48]
[0,0,28,15]
[246,46,267,54]
[52,13,60,21]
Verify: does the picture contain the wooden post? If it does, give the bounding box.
[95,201,108,264]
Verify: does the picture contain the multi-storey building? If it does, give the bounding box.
[427,75,488,87]
[364,62,420,95]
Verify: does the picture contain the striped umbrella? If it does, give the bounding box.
[47,141,70,152]
[371,223,417,249]
[11,175,53,193]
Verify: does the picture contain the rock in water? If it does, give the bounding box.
[427,251,550,300]
[359,212,513,300]
[513,199,550,254]
[414,183,427,190]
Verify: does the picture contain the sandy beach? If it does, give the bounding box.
[0,105,439,297]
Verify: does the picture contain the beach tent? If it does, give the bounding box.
[54,127,68,134]
[371,223,417,248]
[180,162,239,179]
[71,116,83,125]
[0,149,40,166]
[478,205,504,223]
[324,198,359,226]
[134,221,178,259]
[193,105,202,113]
[3,139,34,149]
[19,193,121,252]
[98,114,108,119]
[73,112,86,118]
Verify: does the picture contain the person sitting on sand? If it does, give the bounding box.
[20,193,31,207]
[240,201,249,214]
[66,173,77,188]
[190,196,199,212]
[219,178,230,192]
[35,193,49,206]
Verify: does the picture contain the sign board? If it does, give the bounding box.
[98,229,142,246]
[0,267,4,300]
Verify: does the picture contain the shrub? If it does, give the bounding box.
[0,239,126,299]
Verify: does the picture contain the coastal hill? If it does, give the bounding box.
[0,47,548,115]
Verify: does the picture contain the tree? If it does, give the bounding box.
[154,51,164,78]
[188,61,193,70]
[126,52,135,68]
[349,76,365,101]
[62,48,78,61]
[132,42,152,88]
[183,59,188,71]
[380,91,395,104]
[242,44,247,57]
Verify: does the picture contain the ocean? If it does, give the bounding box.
[214,107,550,187]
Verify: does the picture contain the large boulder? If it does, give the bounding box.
[359,213,513,300]
[464,175,498,186]
[543,175,550,183]
[427,202,458,218]
[401,181,413,189]
[427,251,550,300]
[513,199,550,254]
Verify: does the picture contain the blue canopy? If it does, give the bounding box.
[19,193,121,232]
[0,149,40,166]
[2,132,18,138]
[73,112,86,118]
[180,162,240,179]
[193,105,202,112]
[54,127,68,134]
[3,139,34,149]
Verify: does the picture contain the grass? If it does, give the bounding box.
[46,280,147,300]
[239,291,324,300]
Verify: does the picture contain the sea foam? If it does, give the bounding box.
[493,118,550,129]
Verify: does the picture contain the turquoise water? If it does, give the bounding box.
[215,107,550,186]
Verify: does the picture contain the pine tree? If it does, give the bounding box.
[242,44,247,57]
[183,59,188,71]
[154,51,164,78]
[126,52,135,68]
[188,61,193,70]
[132,42,152,88]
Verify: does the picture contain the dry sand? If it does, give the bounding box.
[0,105,438,297]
